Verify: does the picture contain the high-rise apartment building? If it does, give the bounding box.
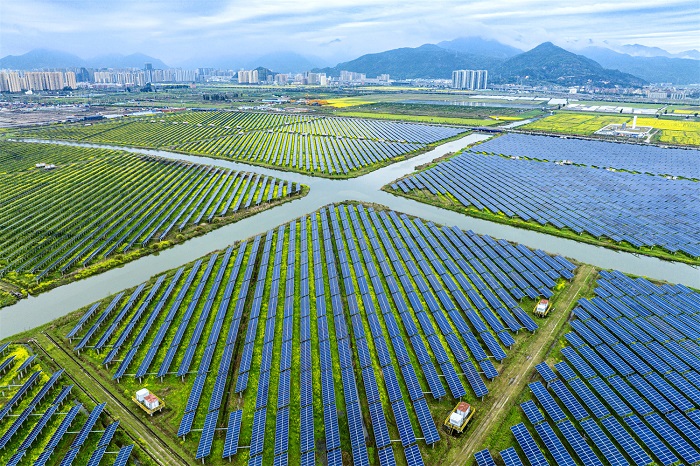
[451,69,488,90]
[237,69,259,84]
[0,72,23,92]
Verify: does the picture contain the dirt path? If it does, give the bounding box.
[34,332,190,466]
[449,264,596,464]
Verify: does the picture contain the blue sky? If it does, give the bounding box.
[1,0,697,65]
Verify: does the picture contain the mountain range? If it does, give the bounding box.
[317,40,647,86]
[0,49,168,70]
[1,37,698,85]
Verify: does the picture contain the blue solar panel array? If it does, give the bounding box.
[67,204,572,464]
[464,132,700,179]
[394,134,700,258]
[505,270,700,466]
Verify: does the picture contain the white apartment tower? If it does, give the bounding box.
[451,69,488,90]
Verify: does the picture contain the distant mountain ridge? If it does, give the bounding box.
[316,44,502,79]
[436,37,522,59]
[577,47,700,84]
[490,42,645,87]
[613,43,700,60]
[0,49,168,70]
[3,38,697,85]
[316,41,646,86]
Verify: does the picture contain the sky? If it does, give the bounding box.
[1,0,698,66]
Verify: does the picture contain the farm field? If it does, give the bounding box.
[479,270,700,466]
[522,112,630,135]
[635,117,700,146]
[0,341,140,465]
[17,110,468,177]
[0,141,304,300]
[330,100,541,121]
[43,203,577,466]
[387,135,700,263]
[332,111,501,126]
[524,112,700,146]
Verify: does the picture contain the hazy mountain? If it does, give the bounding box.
[316,44,502,79]
[678,50,700,60]
[579,47,700,84]
[0,48,86,69]
[490,42,645,87]
[0,48,168,70]
[614,43,700,60]
[436,37,522,59]
[245,51,325,73]
[87,53,168,69]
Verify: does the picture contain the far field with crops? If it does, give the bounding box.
[523,112,700,146]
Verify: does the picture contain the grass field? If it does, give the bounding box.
[38,202,575,465]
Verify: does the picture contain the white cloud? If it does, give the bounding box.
[0,0,697,63]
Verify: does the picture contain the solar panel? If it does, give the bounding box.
[112,445,134,466]
[368,401,391,448]
[588,377,632,417]
[274,407,290,456]
[557,420,603,466]
[474,449,497,466]
[533,421,576,466]
[529,382,567,422]
[377,446,397,466]
[223,410,242,458]
[403,444,425,466]
[554,362,578,381]
[499,447,524,466]
[645,413,700,464]
[600,416,651,466]
[549,380,589,421]
[566,377,609,418]
[392,400,416,446]
[413,398,440,445]
[579,419,628,466]
[561,346,596,379]
[249,408,267,456]
[646,372,694,412]
[300,450,316,466]
[535,362,558,383]
[520,400,545,424]
[510,423,548,466]
[70,402,106,449]
[196,410,218,460]
[624,414,678,466]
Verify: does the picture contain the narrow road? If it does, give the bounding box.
[449,264,596,464]
[34,332,190,466]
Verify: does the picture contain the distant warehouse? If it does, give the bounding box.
[452,69,488,90]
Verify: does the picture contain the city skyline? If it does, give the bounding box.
[1,0,698,66]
